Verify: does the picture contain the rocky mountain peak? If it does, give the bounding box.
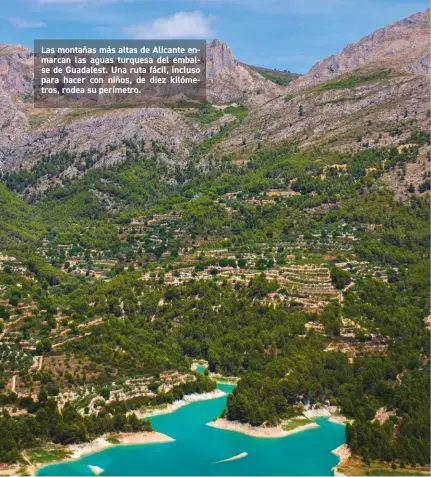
[206,39,236,79]
[205,39,284,105]
[293,9,430,90]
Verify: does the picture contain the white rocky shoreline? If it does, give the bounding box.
[27,432,174,477]
[304,407,353,425]
[207,417,319,438]
[331,443,351,477]
[132,388,227,419]
[17,393,353,477]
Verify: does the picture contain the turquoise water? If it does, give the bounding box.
[38,384,345,476]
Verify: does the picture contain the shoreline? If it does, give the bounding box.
[190,360,208,371]
[69,431,175,460]
[29,431,174,476]
[24,389,227,476]
[132,388,227,419]
[328,414,353,426]
[207,418,319,438]
[215,379,239,385]
[17,396,351,476]
[190,361,239,384]
[331,443,351,477]
[304,407,352,426]
[304,408,333,418]
[211,374,240,385]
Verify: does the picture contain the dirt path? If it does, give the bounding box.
[52,332,91,348]
[340,281,355,303]
[10,374,16,393]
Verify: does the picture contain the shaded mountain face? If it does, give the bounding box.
[0,43,33,95]
[0,44,32,169]
[240,63,300,86]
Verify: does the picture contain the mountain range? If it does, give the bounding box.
[0,9,429,187]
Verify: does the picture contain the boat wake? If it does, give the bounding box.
[213,452,248,464]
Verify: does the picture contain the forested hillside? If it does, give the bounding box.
[0,133,429,472]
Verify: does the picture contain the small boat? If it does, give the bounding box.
[88,465,104,475]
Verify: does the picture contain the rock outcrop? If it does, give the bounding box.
[0,43,33,95]
[206,39,284,106]
[215,74,429,155]
[0,39,284,173]
[0,87,29,171]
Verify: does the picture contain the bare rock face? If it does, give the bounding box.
[0,10,429,177]
[293,9,430,91]
[0,38,284,174]
[0,86,29,171]
[206,39,237,79]
[3,107,193,173]
[0,44,32,170]
[0,44,33,95]
[212,9,430,156]
[206,39,284,106]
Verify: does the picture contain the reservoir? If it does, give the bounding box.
[37,383,346,476]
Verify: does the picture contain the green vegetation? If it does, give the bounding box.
[311,70,392,92]
[330,266,351,289]
[282,418,312,431]
[258,72,290,86]
[366,471,426,476]
[0,399,152,464]
[190,105,248,123]
[244,64,300,86]
[346,368,430,466]
[0,136,429,469]
[0,184,43,248]
[25,444,72,465]
[338,455,430,476]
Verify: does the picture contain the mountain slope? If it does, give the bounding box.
[0,11,429,192]
[240,63,300,86]
[207,40,285,105]
[0,40,283,175]
[215,9,430,158]
[0,183,43,247]
[0,13,429,474]
[293,9,430,91]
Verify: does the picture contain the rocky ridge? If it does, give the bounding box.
[292,9,430,91]
[0,10,429,184]
[215,9,430,157]
[0,39,283,174]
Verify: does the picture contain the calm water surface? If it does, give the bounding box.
[38,384,345,476]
